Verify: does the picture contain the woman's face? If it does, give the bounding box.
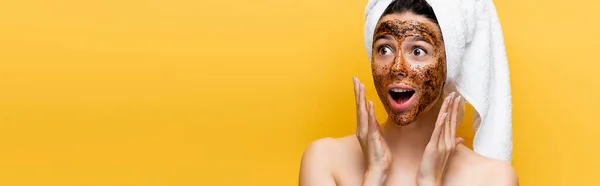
[372,12,446,126]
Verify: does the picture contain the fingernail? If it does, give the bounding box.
[451,92,457,102]
[459,138,464,144]
[457,96,462,103]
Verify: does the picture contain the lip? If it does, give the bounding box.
[387,83,417,112]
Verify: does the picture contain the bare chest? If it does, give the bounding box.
[332,162,479,186]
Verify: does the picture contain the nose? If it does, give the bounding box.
[391,55,407,77]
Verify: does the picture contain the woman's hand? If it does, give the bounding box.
[353,77,392,186]
[417,92,464,186]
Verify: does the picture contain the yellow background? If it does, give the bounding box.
[0,0,598,185]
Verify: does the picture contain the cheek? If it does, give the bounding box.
[371,63,389,83]
[409,57,446,105]
[421,58,445,89]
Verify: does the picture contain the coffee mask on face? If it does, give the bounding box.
[371,19,446,126]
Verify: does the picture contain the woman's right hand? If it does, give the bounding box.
[353,77,392,186]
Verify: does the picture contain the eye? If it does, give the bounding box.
[378,45,393,55]
[411,47,426,57]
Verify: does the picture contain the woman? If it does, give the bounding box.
[299,0,518,185]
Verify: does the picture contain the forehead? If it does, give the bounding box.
[376,12,442,36]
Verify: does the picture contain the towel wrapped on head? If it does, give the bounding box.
[364,0,513,162]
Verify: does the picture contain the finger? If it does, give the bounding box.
[368,101,383,155]
[440,109,450,150]
[429,112,447,145]
[450,96,461,141]
[353,78,368,149]
[353,77,361,132]
[368,101,378,126]
[353,77,359,103]
[359,83,368,120]
[357,81,369,140]
[445,95,460,149]
[455,137,464,147]
[444,101,451,146]
[436,92,455,119]
[432,92,454,147]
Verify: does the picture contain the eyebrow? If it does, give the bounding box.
[405,35,433,45]
[374,34,394,42]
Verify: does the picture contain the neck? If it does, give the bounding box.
[382,98,444,164]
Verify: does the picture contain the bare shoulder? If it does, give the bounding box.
[299,136,363,186]
[451,146,518,186]
[300,136,362,168]
[476,157,518,186]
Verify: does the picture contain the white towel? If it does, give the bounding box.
[364,0,513,162]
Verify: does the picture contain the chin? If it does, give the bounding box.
[390,108,419,126]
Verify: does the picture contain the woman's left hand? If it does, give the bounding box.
[416,92,464,186]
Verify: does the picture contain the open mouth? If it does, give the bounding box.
[389,88,415,104]
[386,84,416,112]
